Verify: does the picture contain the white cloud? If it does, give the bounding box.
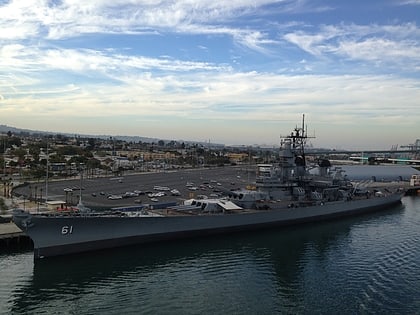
[0,1,418,148]
[0,0,280,52]
[397,0,420,5]
[283,32,328,56]
[336,38,420,62]
[2,69,418,121]
[283,23,420,70]
[0,44,231,79]
[1,70,418,149]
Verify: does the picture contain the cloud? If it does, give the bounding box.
[0,0,418,148]
[283,23,420,71]
[0,44,231,78]
[2,68,418,120]
[0,0,281,52]
[336,38,420,62]
[396,0,420,5]
[1,68,418,148]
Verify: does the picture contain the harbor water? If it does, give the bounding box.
[1,196,420,314]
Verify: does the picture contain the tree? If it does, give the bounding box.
[49,153,66,163]
[86,158,101,169]
[0,197,7,212]
[11,148,26,161]
[67,155,89,165]
[87,138,96,149]
[0,140,4,154]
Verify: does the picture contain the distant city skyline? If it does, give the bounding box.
[1,0,419,150]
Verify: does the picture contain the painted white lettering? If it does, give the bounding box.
[61,225,73,235]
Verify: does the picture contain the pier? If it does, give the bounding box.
[0,219,32,250]
[406,186,420,196]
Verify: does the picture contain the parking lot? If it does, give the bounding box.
[13,166,253,209]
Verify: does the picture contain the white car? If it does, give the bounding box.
[108,194,122,200]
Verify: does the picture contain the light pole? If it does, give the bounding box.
[2,136,6,178]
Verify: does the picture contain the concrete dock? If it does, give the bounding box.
[0,220,32,249]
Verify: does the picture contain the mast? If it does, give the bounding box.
[301,113,306,165]
[291,114,308,162]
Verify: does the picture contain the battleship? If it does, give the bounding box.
[12,117,404,260]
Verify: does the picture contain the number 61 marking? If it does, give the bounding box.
[61,225,73,235]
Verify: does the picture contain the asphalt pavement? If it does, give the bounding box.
[13,166,254,209]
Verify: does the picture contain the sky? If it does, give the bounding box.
[0,0,419,150]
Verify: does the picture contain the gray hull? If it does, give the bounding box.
[13,194,402,260]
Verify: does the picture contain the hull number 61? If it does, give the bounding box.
[61,225,74,235]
